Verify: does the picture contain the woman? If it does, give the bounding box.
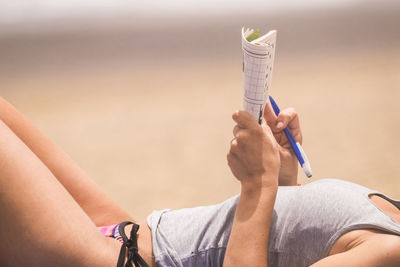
[0,96,399,266]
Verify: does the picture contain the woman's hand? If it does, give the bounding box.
[227,110,280,191]
[263,102,302,185]
[225,110,279,267]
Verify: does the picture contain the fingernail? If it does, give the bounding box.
[276,122,284,129]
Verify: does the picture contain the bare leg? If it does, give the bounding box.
[0,120,122,266]
[0,97,132,225]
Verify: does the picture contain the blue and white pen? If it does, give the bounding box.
[269,96,312,178]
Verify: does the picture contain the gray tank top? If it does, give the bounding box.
[147,179,400,266]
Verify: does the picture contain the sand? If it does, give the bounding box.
[2,6,400,221]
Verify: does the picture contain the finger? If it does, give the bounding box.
[263,102,278,128]
[226,151,238,165]
[229,136,238,154]
[276,107,302,143]
[276,107,299,130]
[232,125,241,137]
[261,118,273,135]
[226,152,241,177]
[232,110,259,129]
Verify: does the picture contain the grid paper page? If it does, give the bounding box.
[242,28,277,123]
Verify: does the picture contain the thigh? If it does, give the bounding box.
[0,120,121,266]
[0,97,132,225]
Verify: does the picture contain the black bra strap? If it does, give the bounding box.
[117,221,149,267]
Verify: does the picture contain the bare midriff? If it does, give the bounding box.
[137,221,157,267]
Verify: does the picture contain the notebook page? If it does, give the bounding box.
[242,28,277,124]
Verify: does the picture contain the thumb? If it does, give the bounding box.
[263,102,277,122]
[263,102,279,131]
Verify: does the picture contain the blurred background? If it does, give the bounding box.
[1,0,400,221]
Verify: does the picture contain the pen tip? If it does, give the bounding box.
[303,162,313,178]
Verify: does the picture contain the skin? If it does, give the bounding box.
[0,119,121,266]
[263,101,301,186]
[223,104,303,266]
[0,96,400,266]
[224,111,279,267]
[0,97,155,266]
[224,104,400,266]
[0,97,133,226]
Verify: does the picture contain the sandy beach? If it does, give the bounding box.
[2,4,400,220]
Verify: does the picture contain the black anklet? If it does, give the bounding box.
[116,221,149,267]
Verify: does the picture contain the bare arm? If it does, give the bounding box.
[311,234,400,267]
[224,184,277,267]
[224,111,280,266]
